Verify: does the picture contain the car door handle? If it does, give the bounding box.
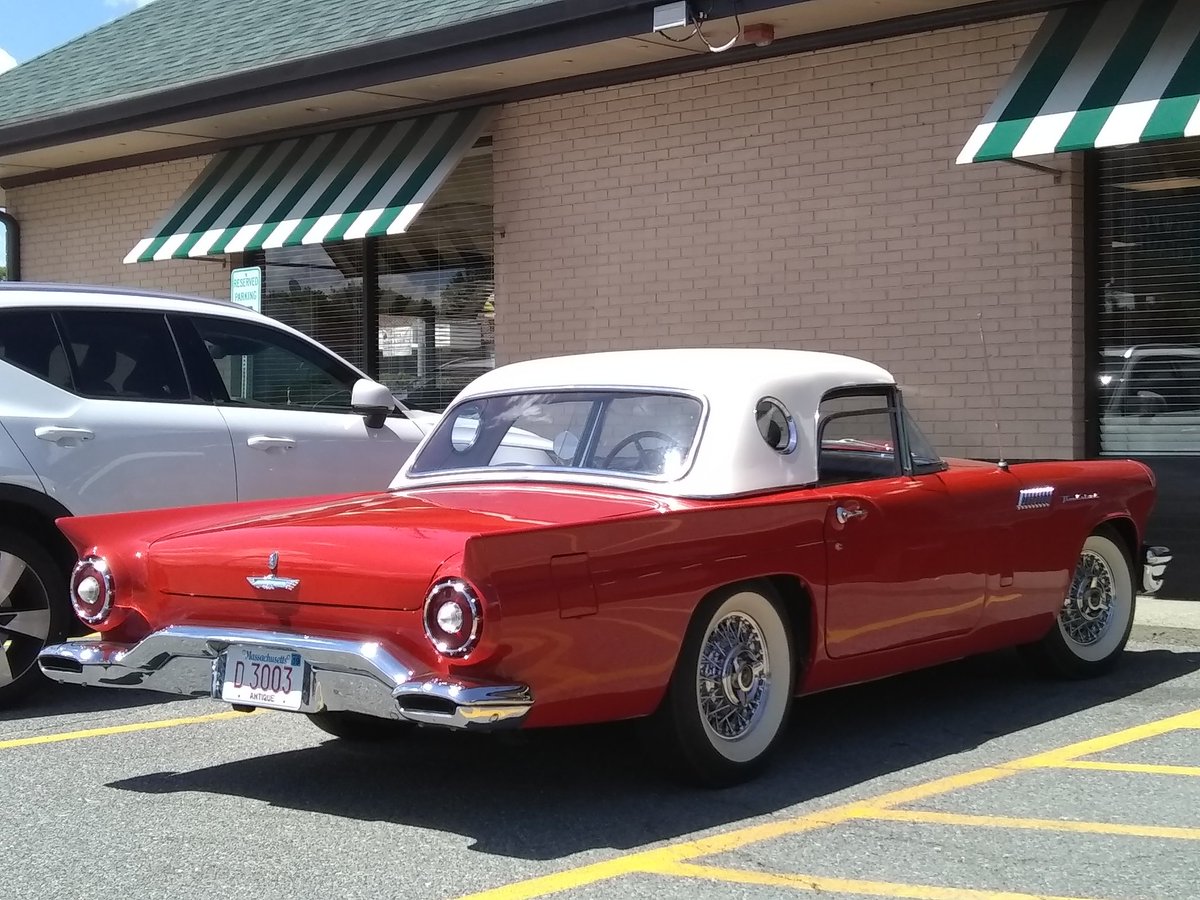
[35,426,95,446]
[247,436,296,452]
[835,505,867,525]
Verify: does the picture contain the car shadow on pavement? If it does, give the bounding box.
[106,646,1200,860]
[0,681,181,722]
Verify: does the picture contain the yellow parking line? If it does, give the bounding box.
[457,707,1200,900]
[1055,760,1200,778]
[866,808,1200,841]
[0,708,262,750]
[1005,708,1200,768]
[648,861,1102,900]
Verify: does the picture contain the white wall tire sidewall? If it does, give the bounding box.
[694,590,792,765]
[1057,534,1133,664]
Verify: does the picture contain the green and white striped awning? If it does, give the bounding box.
[125,107,493,263]
[958,0,1200,164]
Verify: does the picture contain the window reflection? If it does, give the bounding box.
[1098,141,1200,455]
[249,148,495,409]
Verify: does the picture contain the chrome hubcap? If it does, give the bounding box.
[1061,550,1115,647]
[0,551,51,687]
[698,612,770,740]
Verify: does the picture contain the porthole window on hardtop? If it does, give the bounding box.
[755,397,797,454]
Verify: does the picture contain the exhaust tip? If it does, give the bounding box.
[39,655,84,674]
[394,694,457,716]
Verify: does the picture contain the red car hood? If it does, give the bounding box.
[64,485,673,611]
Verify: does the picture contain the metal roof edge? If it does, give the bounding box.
[0,0,1080,187]
[0,0,669,158]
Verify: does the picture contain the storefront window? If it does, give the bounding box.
[377,151,494,406]
[260,242,365,371]
[250,147,493,411]
[1096,140,1200,455]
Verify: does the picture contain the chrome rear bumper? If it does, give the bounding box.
[37,626,532,731]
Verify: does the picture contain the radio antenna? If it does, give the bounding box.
[977,312,1009,471]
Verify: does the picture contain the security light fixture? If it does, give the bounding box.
[653,1,693,32]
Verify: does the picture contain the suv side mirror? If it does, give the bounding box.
[351,378,396,429]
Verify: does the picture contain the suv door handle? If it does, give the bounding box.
[35,426,95,446]
[835,505,867,525]
[247,436,296,452]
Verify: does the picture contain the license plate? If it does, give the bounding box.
[219,645,307,711]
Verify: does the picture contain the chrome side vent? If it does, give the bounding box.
[1017,486,1054,510]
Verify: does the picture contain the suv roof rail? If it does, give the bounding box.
[0,282,238,309]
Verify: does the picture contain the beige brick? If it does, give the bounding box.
[7,157,230,298]
[492,13,1079,459]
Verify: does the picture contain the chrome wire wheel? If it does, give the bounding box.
[0,547,54,692]
[688,587,793,770]
[697,612,771,742]
[1061,549,1115,647]
[652,583,795,785]
[1051,533,1134,668]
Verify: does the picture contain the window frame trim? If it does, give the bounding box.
[816,385,905,485]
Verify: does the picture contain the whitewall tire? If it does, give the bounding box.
[653,583,795,786]
[1030,532,1135,678]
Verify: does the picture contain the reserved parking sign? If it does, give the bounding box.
[230,266,262,312]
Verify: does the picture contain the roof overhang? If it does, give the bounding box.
[1,0,1079,188]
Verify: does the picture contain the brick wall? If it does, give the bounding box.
[492,15,1084,460]
[6,157,231,297]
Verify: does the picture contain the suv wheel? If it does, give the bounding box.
[0,527,69,705]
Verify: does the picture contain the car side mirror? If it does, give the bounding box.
[351,378,396,429]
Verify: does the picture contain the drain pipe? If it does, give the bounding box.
[0,209,18,281]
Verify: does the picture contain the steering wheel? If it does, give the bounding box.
[601,430,682,472]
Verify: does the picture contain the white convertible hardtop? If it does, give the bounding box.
[395,348,897,498]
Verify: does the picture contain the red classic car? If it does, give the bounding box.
[38,349,1171,785]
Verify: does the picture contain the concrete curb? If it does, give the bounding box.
[1130,624,1200,646]
[1130,596,1200,646]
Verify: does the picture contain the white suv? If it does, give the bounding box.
[0,283,434,703]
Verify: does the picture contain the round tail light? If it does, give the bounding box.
[423,578,482,657]
[70,556,114,625]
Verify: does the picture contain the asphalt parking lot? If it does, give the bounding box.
[2,635,1198,900]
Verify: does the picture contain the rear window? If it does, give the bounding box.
[410,390,705,480]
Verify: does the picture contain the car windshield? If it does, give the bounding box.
[408,390,705,479]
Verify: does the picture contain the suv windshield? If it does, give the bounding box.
[409,390,704,479]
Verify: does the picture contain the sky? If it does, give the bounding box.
[0,0,155,72]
